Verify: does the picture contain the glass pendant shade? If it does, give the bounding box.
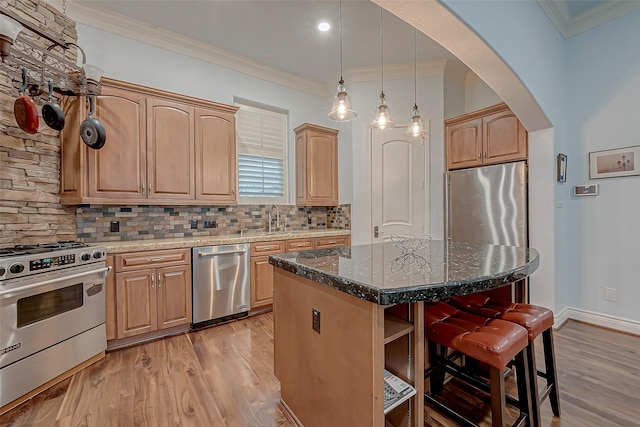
[327,0,357,121]
[328,79,357,121]
[373,92,392,129]
[406,105,425,137]
[0,15,23,58]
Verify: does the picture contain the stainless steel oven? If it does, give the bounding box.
[0,242,109,411]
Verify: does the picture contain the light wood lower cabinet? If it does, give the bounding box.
[250,241,284,311]
[250,236,350,312]
[315,235,350,249]
[113,249,191,342]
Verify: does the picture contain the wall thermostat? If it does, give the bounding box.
[573,184,598,196]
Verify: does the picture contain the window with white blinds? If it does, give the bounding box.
[236,103,288,204]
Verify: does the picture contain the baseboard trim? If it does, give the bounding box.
[555,307,640,336]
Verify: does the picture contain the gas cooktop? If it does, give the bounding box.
[0,241,89,258]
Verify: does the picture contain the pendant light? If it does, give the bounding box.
[372,8,392,129]
[328,0,357,121]
[406,28,425,137]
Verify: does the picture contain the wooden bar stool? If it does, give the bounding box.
[424,302,533,427]
[449,293,561,426]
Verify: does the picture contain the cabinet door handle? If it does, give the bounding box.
[157,273,161,288]
[148,258,164,262]
[477,153,481,159]
[483,152,487,159]
[141,181,145,194]
[148,182,152,195]
[151,274,155,289]
[232,188,236,196]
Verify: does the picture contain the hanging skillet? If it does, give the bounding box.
[14,68,39,134]
[42,80,65,131]
[80,95,106,149]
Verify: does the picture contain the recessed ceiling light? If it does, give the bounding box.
[318,22,331,32]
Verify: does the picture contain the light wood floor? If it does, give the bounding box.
[1,316,639,426]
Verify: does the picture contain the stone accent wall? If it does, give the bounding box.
[0,0,78,247]
[75,204,351,243]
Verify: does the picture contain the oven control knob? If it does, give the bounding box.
[9,263,24,274]
[0,267,5,276]
[92,251,103,260]
[81,253,91,262]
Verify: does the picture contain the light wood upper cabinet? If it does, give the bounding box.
[195,107,237,203]
[59,78,238,205]
[445,103,527,171]
[147,98,195,199]
[294,123,339,206]
[89,86,147,199]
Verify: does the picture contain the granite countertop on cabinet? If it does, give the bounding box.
[268,240,539,305]
[99,229,351,254]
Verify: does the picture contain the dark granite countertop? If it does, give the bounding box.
[269,240,539,305]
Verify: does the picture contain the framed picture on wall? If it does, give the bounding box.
[557,153,567,183]
[589,145,640,179]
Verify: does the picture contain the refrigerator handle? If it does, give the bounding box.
[444,173,451,241]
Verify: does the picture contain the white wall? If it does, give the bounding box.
[76,24,353,206]
[565,10,640,322]
[348,73,445,245]
[465,73,502,113]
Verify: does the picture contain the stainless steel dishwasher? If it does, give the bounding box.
[191,243,250,328]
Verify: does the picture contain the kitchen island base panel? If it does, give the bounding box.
[273,269,423,427]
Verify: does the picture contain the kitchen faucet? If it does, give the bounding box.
[268,204,280,232]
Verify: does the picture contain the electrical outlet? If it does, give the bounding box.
[110,221,119,232]
[312,308,321,333]
[203,220,217,229]
[604,287,617,302]
[190,219,198,229]
[308,216,312,225]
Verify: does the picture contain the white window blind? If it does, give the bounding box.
[236,103,288,203]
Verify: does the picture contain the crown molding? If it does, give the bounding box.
[48,0,328,97]
[538,0,640,38]
[344,59,448,84]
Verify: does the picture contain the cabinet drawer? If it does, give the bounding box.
[314,235,350,249]
[250,241,285,256]
[285,239,314,252]
[115,248,190,272]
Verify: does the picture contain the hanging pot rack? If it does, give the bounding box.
[0,7,101,97]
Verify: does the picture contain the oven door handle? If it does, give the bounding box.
[0,266,111,298]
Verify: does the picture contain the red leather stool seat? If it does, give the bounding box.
[425,301,528,370]
[448,293,554,339]
[447,293,561,425]
[424,301,533,427]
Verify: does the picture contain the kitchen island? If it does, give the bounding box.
[268,240,539,427]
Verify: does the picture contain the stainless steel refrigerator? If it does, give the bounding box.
[445,161,528,300]
[446,161,527,247]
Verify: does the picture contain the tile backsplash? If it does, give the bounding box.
[76,204,351,242]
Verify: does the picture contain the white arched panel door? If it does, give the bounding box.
[371,125,428,241]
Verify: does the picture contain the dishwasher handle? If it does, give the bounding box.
[198,249,247,257]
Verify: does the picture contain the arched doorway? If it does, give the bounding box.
[376,0,557,311]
